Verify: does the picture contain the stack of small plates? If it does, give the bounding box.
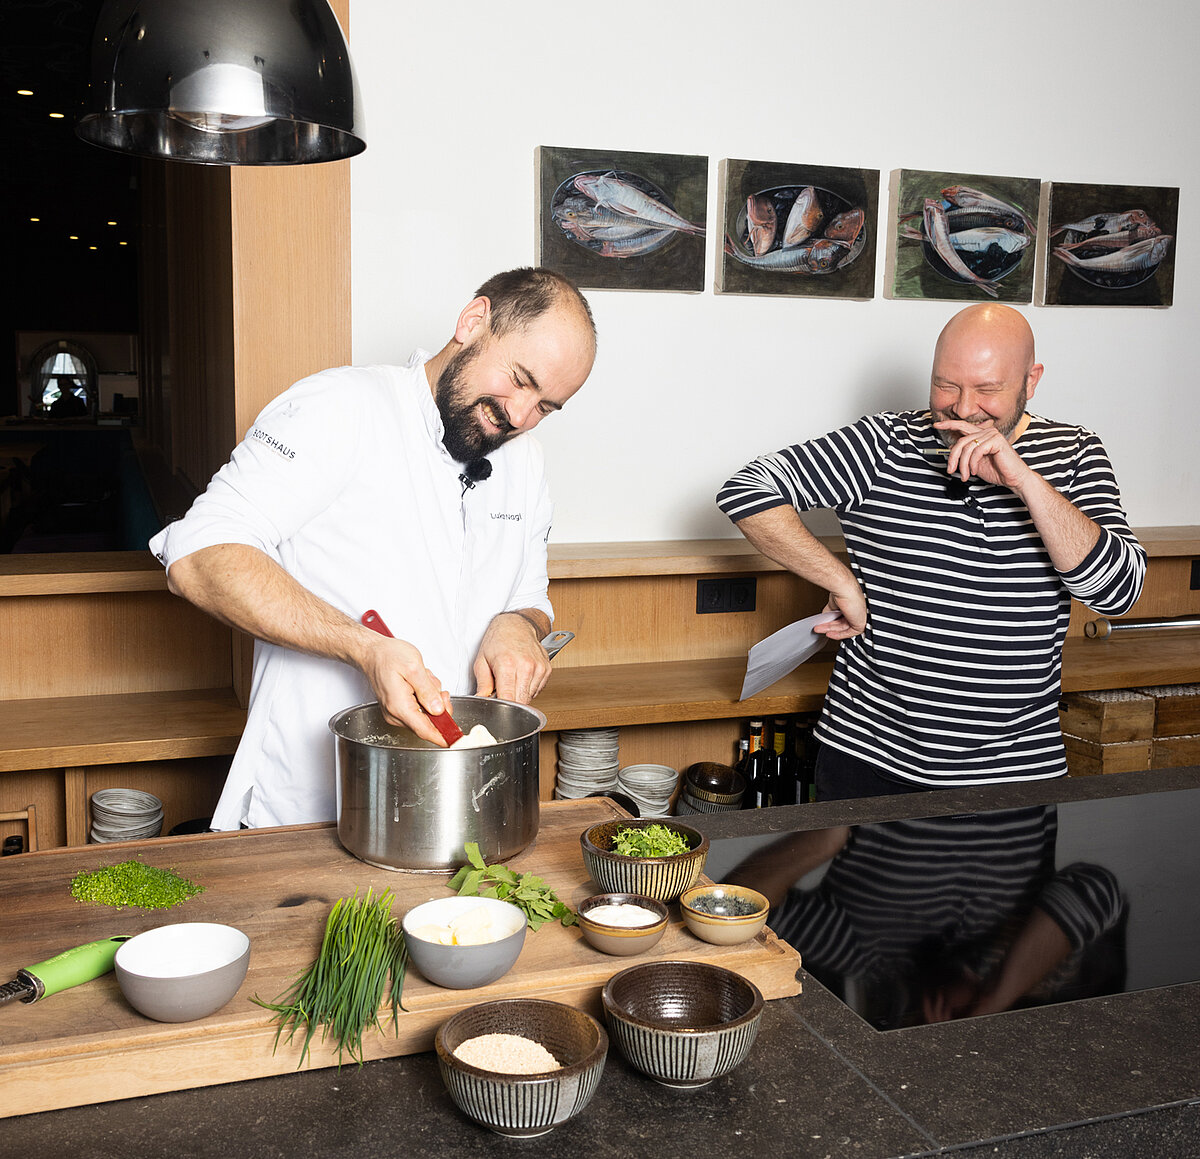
[90,788,164,843]
[616,764,679,818]
[554,728,620,800]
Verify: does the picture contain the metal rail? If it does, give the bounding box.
[1085,615,1200,638]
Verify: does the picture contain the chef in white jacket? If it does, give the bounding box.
[150,268,596,830]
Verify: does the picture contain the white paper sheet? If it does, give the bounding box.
[739,611,842,701]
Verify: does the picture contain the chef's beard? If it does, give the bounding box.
[933,386,1027,449]
[434,342,515,462]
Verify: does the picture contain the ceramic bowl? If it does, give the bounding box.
[580,819,708,902]
[115,923,250,1023]
[679,884,770,946]
[576,893,669,957]
[602,960,764,1089]
[683,762,746,798]
[435,999,608,1137]
[402,896,527,989]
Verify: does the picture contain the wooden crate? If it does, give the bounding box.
[1134,684,1200,738]
[1058,689,1155,744]
[1152,734,1200,769]
[1062,733,1151,776]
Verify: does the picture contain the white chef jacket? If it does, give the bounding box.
[149,352,554,830]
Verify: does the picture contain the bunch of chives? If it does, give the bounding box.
[254,887,408,1066]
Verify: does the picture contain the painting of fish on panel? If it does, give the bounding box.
[1037,181,1178,308]
[535,145,708,293]
[715,158,878,299]
[886,169,1040,304]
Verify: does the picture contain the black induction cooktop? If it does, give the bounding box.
[707,787,1200,1031]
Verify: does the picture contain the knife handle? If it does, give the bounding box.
[360,610,465,745]
[25,935,131,1001]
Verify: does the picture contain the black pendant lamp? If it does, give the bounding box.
[76,0,365,165]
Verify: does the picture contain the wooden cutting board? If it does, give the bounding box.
[0,798,801,1118]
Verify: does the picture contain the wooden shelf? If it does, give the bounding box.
[546,527,1196,580]
[0,551,165,597]
[538,632,1199,732]
[0,688,245,773]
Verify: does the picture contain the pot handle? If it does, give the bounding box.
[541,630,574,661]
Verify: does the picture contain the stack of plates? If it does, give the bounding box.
[616,764,678,818]
[90,788,164,843]
[554,728,620,800]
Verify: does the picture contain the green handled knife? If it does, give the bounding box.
[0,936,130,1005]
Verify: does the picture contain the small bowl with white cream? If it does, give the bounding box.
[576,893,669,957]
[402,896,527,988]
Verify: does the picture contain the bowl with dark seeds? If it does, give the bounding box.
[679,884,769,945]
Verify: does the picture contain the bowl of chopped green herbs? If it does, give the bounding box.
[580,819,708,902]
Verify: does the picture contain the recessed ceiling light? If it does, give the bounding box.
[89,246,98,251]
[107,220,117,226]
[29,217,40,222]
[17,89,33,97]
[69,235,78,240]
[119,241,128,246]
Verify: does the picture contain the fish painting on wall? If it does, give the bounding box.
[886,169,1040,304]
[535,145,708,293]
[1037,181,1178,308]
[715,158,878,299]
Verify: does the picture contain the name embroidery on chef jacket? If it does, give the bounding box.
[490,512,523,522]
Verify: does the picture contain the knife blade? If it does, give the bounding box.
[0,935,131,1007]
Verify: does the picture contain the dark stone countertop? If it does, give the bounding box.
[7,767,1200,1159]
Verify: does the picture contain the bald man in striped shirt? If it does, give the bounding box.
[718,304,1146,800]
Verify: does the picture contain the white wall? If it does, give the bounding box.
[351,0,1199,542]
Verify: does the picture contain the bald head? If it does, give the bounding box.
[934,303,1037,380]
[929,304,1043,445]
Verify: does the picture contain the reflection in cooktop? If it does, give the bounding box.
[708,788,1200,1031]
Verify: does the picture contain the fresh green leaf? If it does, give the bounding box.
[445,843,576,930]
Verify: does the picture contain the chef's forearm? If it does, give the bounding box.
[166,543,372,667]
[502,608,552,639]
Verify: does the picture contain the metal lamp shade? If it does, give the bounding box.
[76,0,365,165]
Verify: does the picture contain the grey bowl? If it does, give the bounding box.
[580,819,708,902]
[115,923,250,1023]
[577,893,669,957]
[402,896,527,989]
[435,999,608,1137]
[601,960,764,1089]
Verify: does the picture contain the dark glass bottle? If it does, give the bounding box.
[741,720,768,809]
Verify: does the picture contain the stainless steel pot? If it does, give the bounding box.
[330,696,545,872]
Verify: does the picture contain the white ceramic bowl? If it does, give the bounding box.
[403,896,527,989]
[115,923,250,1022]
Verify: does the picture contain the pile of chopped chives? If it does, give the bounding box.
[254,888,408,1067]
[70,859,205,909]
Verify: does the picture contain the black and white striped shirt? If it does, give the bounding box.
[717,411,1146,786]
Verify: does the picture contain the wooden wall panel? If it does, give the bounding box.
[0,592,230,699]
[0,770,66,850]
[548,572,825,668]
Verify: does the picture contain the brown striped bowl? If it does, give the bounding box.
[601,961,764,1089]
[435,999,608,1137]
[580,819,709,902]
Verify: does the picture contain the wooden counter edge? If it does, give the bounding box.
[0,928,801,1120]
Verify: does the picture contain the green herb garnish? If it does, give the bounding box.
[447,842,577,932]
[70,859,204,910]
[253,887,408,1067]
[611,824,690,858]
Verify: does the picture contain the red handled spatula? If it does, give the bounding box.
[360,609,465,746]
